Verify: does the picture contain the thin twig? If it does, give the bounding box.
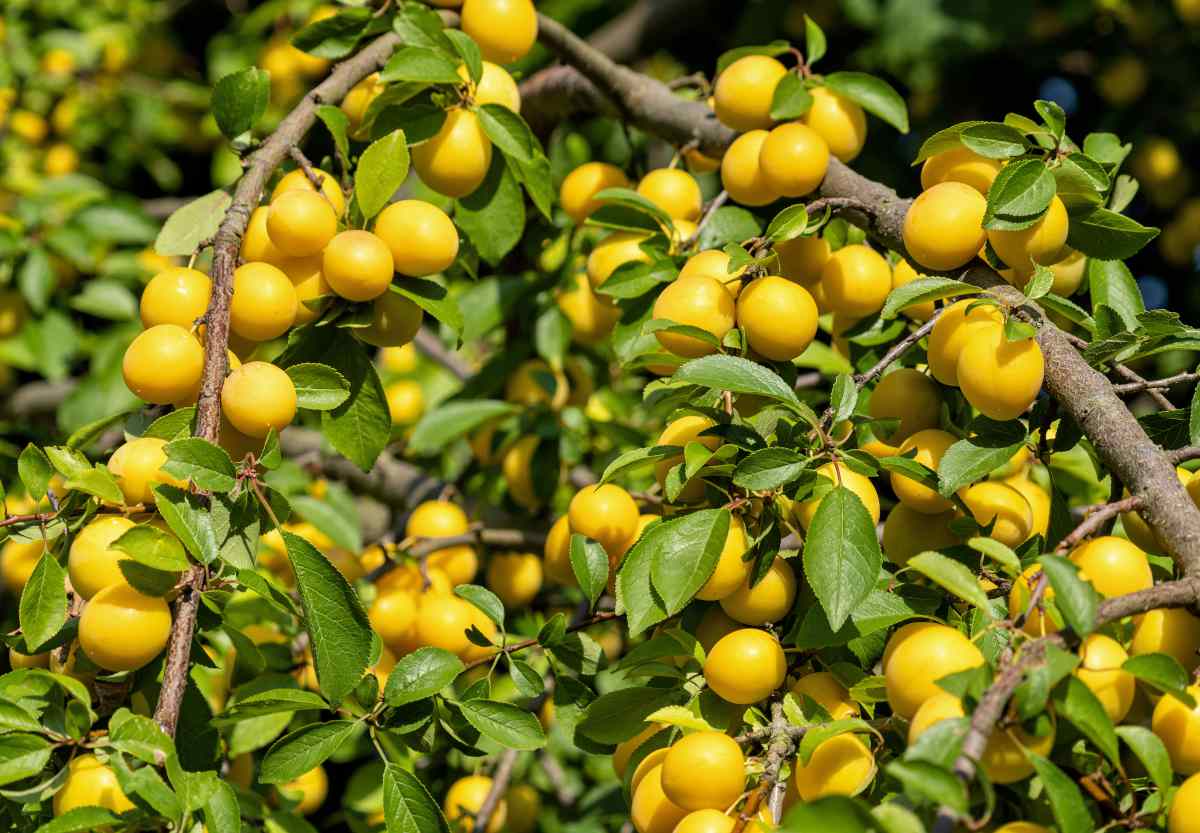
[461,611,620,671]
[1112,370,1200,394]
[853,310,942,388]
[684,190,728,249]
[1054,495,1142,553]
[472,749,518,833]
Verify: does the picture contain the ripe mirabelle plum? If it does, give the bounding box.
[957,325,1045,421]
[674,809,735,833]
[703,628,787,704]
[919,146,1002,195]
[0,290,28,338]
[386,380,424,426]
[695,516,750,602]
[614,723,664,779]
[278,766,328,816]
[962,481,1034,548]
[2,542,43,600]
[1121,466,1191,553]
[460,0,537,64]
[271,168,346,218]
[1007,563,1057,636]
[242,206,287,265]
[68,516,137,600]
[882,505,960,567]
[560,162,631,225]
[415,593,478,657]
[1152,684,1200,774]
[505,784,540,833]
[340,72,384,135]
[53,754,134,816]
[1069,536,1152,598]
[713,56,788,132]
[736,276,818,361]
[890,259,936,321]
[380,343,418,373]
[637,168,702,222]
[792,734,876,800]
[229,262,298,342]
[791,671,860,720]
[1045,248,1087,296]
[123,324,204,404]
[506,359,570,410]
[412,108,493,198]
[408,501,477,586]
[1076,633,1135,723]
[275,255,331,325]
[267,189,338,258]
[373,200,459,277]
[1132,607,1200,673]
[927,299,1004,386]
[795,461,881,530]
[221,362,297,438]
[680,250,746,297]
[486,552,543,608]
[902,182,987,271]
[719,557,797,625]
[720,130,778,207]
[587,231,650,289]
[888,428,955,514]
[655,415,720,504]
[631,764,688,833]
[79,583,172,671]
[661,731,745,811]
[502,435,541,510]
[568,484,640,559]
[694,605,741,654]
[987,195,1069,271]
[651,275,736,358]
[775,235,830,286]
[140,267,211,330]
[883,622,984,718]
[368,591,417,656]
[820,244,891,318]
[1169,772,1200,833]
[468,61,521,111]
[542,515,575,587]
[759,122,830,198]
[356,292,424,348]
[556,272,621,344]
[108,437,185,506]
[1003,476,1050,539]
[322,230,394,302]
[994,824,1052,833]
[9,648,49,669]
[802,87,868,163]
[869,368,942,444]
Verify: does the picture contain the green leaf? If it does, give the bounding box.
[1067,205,1159,260]
[590,187,674,233]
[315,105,350,163]
[770,73,813,121]
[1023,265,1055,300]
[765,206,810,243]
[152,485,223,565]
[569,534,609,609]
[64,466,124,505]
[458,699,546,750]
[823,72,909,133]
[672,354,814,421]
[392,2,455,51]
[33,807,123,833]
[112,524,189,572]
[1122,653,1194,705]
[733,447,807,491]
[259,720,359,784]
[698,206,762,250]
[477,103,537,163]
[409,399,516,456]
[912,120,988,164]
[291,7,372,58]
[1086,259,1144,331]
[384,647,464,707]
[983,159,1056,229]
[577,686,686,744]
[455,584,504,629]
[118,560,178,597]
[380,46,461,84]
[68,280,136,320]
[1115,725,1172,796]
[0,734,52,786]
[829,373,858,424]
[885,759,966,813]
[203,781,240,833]
[19,553,67,652]
[384,764,449,833]
[1052,675,1119,766]
[389,279,462,335]
[1028,754,1093,833]
[936,428,1026,496]
[286,363,351,411]
[163,438,237,492]
[617,534,669,637]
[110,711,175,764]
[880,276,978,320]
[143,407,196,441]
[804,15,827,64]
[212,68,270,139]
[780,796,880,832]
[535,306,570,369]
[906,551,992,616]
[355,129,410,220]
[1038,554,1098,635]
[959,122,1029,159]
[283,532,373,705]
[154,190,232,257]
[716,41,790,74]
[456,154,524,266]
[17,444,53,501]
[17,247,54,314]
[291,494,360,553]
[966,536,1021,578]
[804,487,882,630]
[647,509,731,615]
[445,29,482,83]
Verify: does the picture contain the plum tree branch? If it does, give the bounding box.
[473,749,518,833]
[1054,495,1142,553]
[461,611,620,671]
